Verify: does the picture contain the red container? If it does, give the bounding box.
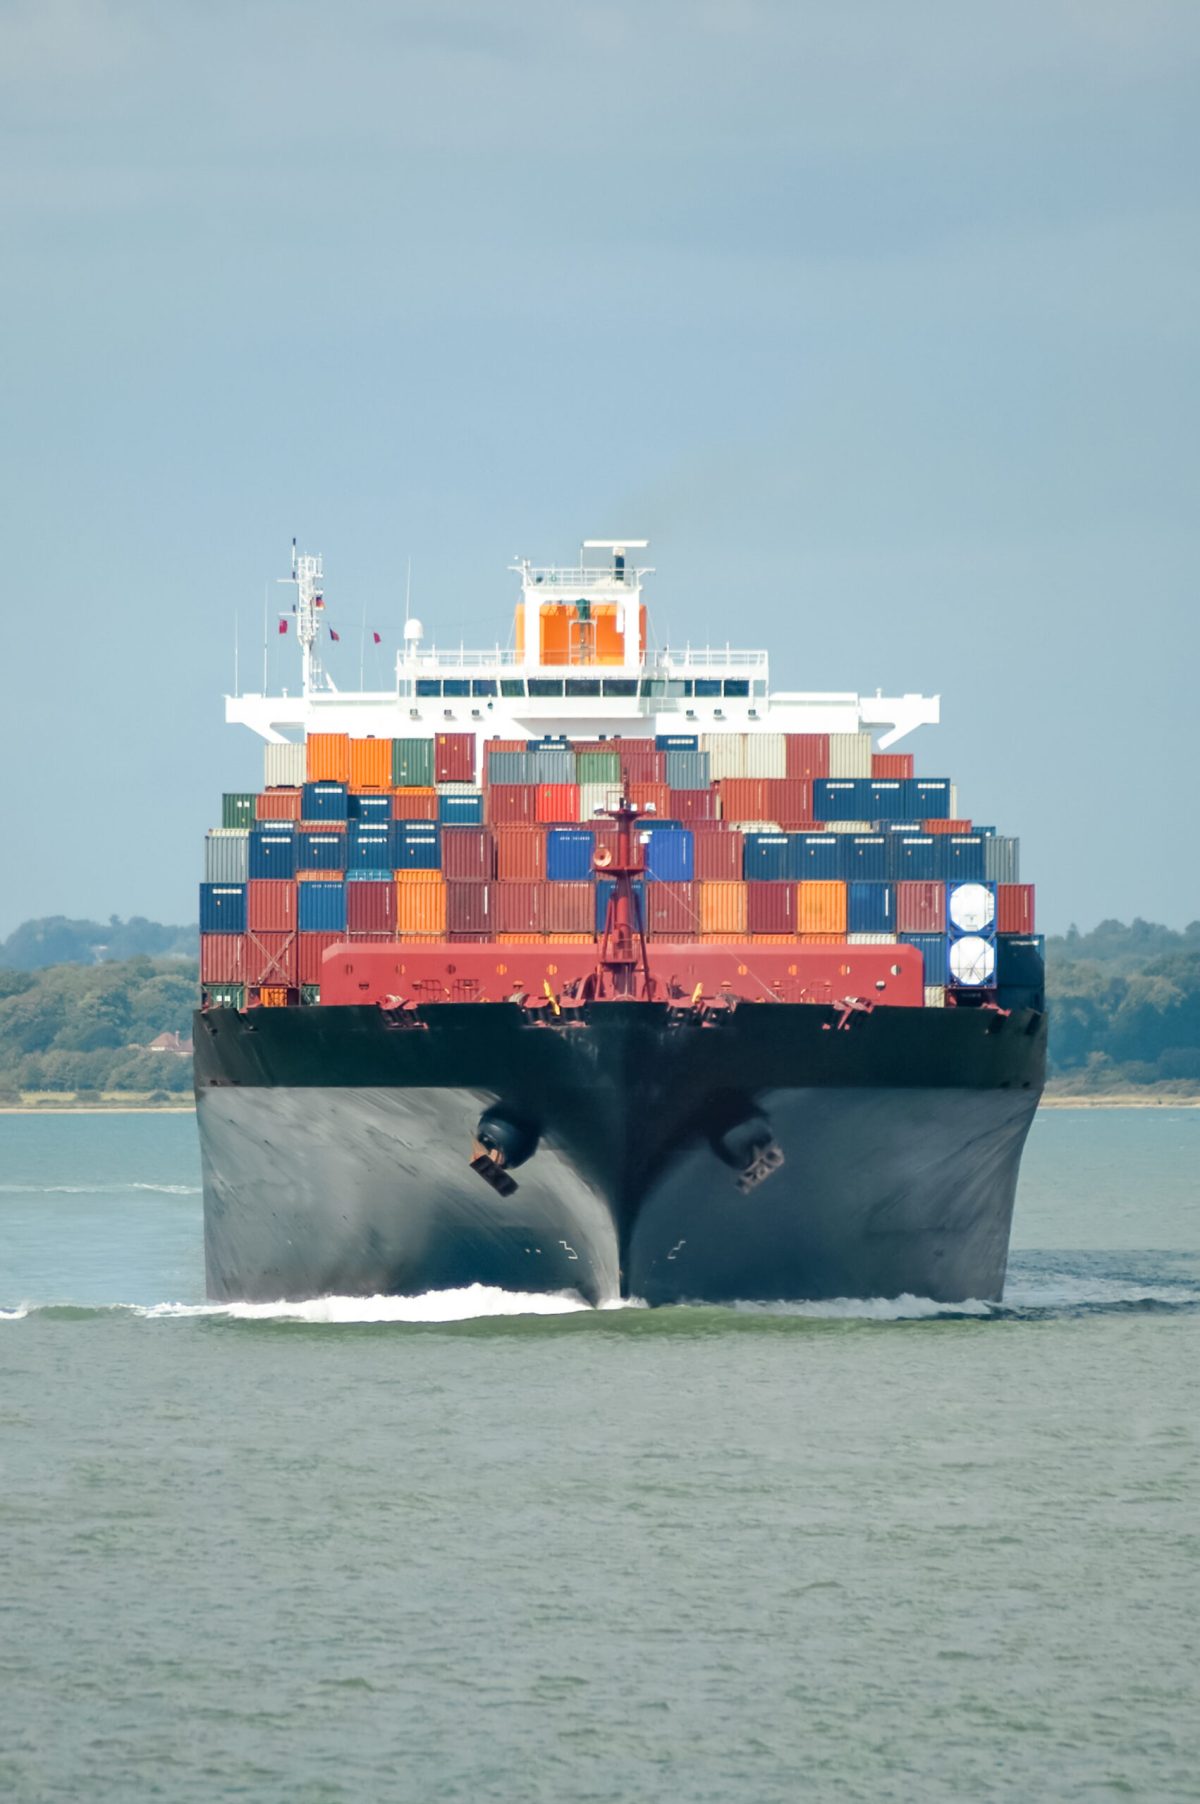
[435,732,475,784]
[997,884,1036,934]
[924,819,972,835]
[201,934,245,983]
[495,826,547,881]
[628,781,669,819]
[543,882,593,935]
[694,827,744,882]
[613,738,656,754]
[593,822,620,863]
[482,739,525,774]
[644,881,698,940]
[486,783,539,827]
[247,880,297,932]
[535,783,580,823]
[256,789,302,821]
[747,881,795,933]
[895,881,945,934]
[392,789,438,821]
[346,880,395,934]
[246,930,297,987]
[620,749,666,785]
[297,932,339,986]
[872,753,914,779]
[492,881,546,935]
[668,787,719,822]
[446,881,492,935]
[765,778,813,826]
[719,778,770,823]
[441,827,494,882]
[785,735,830,780]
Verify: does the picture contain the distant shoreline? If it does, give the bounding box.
[2,1095,1198,1116]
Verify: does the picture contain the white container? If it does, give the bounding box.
[949,783,959,818]
[701,733,747,780]
[734,820,782,834]
[924,985,946,1008]
[579,781,620,820]
[435,781,479,794]
[847,932,897,944]
[824,821,873,834]
[828,732,873,778]
[263,741,306,789]
[744,733,787,778]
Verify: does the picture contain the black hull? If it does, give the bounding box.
[193,1001,1046,1306]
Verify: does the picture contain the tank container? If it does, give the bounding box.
[946,881,997,938]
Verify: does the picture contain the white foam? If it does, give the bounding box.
[730,1292,996,1320]
[140,1284,599,1324]
[0,1305,30,1321]
[0,1182,200,1196]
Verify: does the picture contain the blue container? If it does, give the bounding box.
[665,750,711,791]
[814,777,869,819]
[655,734,698,751]
[888,835,940,880]
[742,833,793,881]
[394,821,442,870]
[840,835,888,880]
[848,881,895,933]
[899,932,948,981]
[301,782,348,822]
[437,791,485,826]
[939,835,987,882]
[911,779,951,820]
[529,748,576,784]
[595,877,646,935]
[199,883,246,934]
[641,826,694,882]
[298,828,347,871]
[488,752,533,785]
[248,827,297,879]
[547,828,595,881]
[793,833,841,876]
[348,792,392,822]
[346,824,393,873]
[946,880,998,938]
[996,933,1046,989]
[298,881,346,933]
[868,781,909,822]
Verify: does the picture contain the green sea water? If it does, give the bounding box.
[1,1109,1197,1802]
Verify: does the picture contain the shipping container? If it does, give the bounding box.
[297,882,346,933]
[255,788,302,821]
[263,741,306,789]
[698,881,748,936]
[827,733,872,778]
[744,734,787,778]
[627,780,670,819]
[347,792,392,823]
[749,934,796,944]
[441,826,494,883]
[785,734,830,780]
[794,880,847,934]
[700,931,751,945]
[306,732,351,783]
[814,777,869,819]
[764,779,812,825]
[900,933,949,982]
[579,780,619,822]
[668,787,719,823]
[486,782,539,827]
[655,734,698,751]
[984,836,1020,884]
[847,933,898,944]
[346,880,395,935]
[922,818,973,835]
[301,782,348,822]
[823,821,874,833]
[871,752,913,780]
[482,739,526,776]
[701,732,747,780]
[895,880,945,934]
[747,882,795,933]
[204,982,246,1010]
[576,751,621,785]
[446,882,492,935]
[693,828,744,882]
[532,783,578,824]
[395,876,447,937]
[642,827,695,882]
[644,881,698,939]
[248,828,297,879]
[719,778,770,822]
[840,835,889,880]
[594,877,645,936]
[247,879,296,933]
[495,826,547,882]
[868,780,910,821]
[246,930,297,988]
[924,986,946,1009]
[392,737,436,787]
[297,828,346,871]
[435,733,475,784]
[848,881,895,933]
[546,827,595,881]
[912,779,951,819]
[997,883,1035,934]
[393,821,442,870]
[222,792,257,830]
[939,835,987,882]
[204,830,249,884]
[793,834,842,877]
[742,834,792,882]
[543,882,593,934]
[996,933,1045,991]
[888,835,940,880]
[347,737,391,791]
[346,824,394,874]
[619,748,667,785]
[437,790,485,827]
[529,748,576,785]
[492,881,547,936]
[664,749,711,790]
[946,881,997,937]
[200,932,245,980]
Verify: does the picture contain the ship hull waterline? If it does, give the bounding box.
[194,1001,1047,1308]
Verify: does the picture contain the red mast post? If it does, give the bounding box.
[594,796,655,1000]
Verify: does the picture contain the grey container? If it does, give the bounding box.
[487,751,534,785]
[827,732,873,778]
[665,750,711,790]
[204,829,250,883]
[984,835,1020,883]
[263,741,306,789]
[529,748,577,784]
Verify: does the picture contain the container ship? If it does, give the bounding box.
[194,540,1046,1306]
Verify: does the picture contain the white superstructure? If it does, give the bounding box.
[228,541,938,751]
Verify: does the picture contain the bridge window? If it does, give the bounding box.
[528,679,564,697]
[723,679,750,697]
[602,679,638,697]
[500,679,527,698]
[694,678,722,698]
[565,679,602,697]
[415,679,442,697]
[442,679,470,697]
[471,679,498,697]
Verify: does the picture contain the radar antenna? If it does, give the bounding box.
[280,539,325,697]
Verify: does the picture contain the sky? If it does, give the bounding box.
[1,0,1197,937]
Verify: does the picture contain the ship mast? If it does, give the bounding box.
[595,797,655,1000]
[283,540,326,697]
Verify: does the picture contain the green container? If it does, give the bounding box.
[392,737,435,787]
[301,984,321,1006]
[205,982,246,1010]
[222,793,257,829]
[576,751,621,783]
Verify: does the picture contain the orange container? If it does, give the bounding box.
[306,733,351,783]
[795,931,845,945]
[544,933,593,944]
[872,753,914,779]
[795,880,847,934]
[392,788,438,820]
[395,867,444,884]
[627,781,669,819]
[258,987,289,1007]
[700,931,750,944]
[698,881,748,936]
[923,819,972,835]
[256,789,302,821]
[719,778,770,822]
[395,876,447,936]
[497,932,546,944]
[350,737,393,790]
[535,783,580,823]
[749,933,794,944]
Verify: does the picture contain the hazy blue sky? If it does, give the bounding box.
[2,0,1197,935]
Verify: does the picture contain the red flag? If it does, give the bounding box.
[372,631,381,645]
[329,627,340,642]
[278,618,288,635]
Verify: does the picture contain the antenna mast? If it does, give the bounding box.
[282,539,325,697]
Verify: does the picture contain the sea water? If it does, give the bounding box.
[0,1109,1197,1802]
